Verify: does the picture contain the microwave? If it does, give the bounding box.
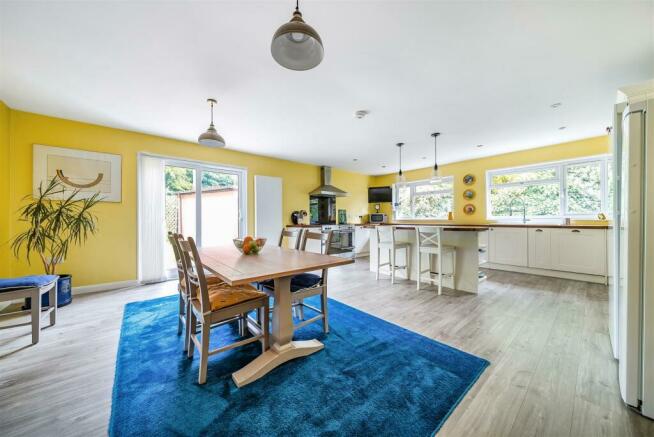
[369,213,388,224]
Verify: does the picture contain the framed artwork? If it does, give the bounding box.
[33,144,122,202]
[463,203,476,215]
[463,189,475,200]
[463,174,476,185]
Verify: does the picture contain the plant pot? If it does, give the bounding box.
[46,274,73,307]
[24,274,73,309]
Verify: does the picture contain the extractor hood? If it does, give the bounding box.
[309,166,348,197]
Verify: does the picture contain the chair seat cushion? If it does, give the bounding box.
[180,274,223,290]
[259,273,322,293]
[203,284,266,311]
[0,275,59,291]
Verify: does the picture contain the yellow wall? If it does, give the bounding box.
[369,135,610,224]
[4,106,370,285]
[0,102,10,277]
[3,100,609,285]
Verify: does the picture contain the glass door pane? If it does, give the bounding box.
[164,165,196,270]
[200,170,239,247]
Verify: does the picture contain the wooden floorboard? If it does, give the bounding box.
[0,259,652,436]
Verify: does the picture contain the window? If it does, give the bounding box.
[394,177,453,220]
[487,155,611,220]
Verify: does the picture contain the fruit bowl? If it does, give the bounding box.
[233,237,267,255]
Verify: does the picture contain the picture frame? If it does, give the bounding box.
[463,203,476,215]
[463,174,476,185]
[463,189,475,200]
[33,144,122,202]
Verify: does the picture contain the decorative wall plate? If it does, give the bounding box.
[463,174,475,185]
[463,203,476,215]
[463,189,475,200]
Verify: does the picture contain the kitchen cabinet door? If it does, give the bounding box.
[354,227,370,255]
[488,227,529,266]
[550,229,606,275]
[528,228,552,269]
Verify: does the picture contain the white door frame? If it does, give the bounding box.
[137,152,248,280]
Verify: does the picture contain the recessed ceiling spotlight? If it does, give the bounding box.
[354,110,369,119]
[476,144,484,148]
[421,156,427,159]
[551,102,562,109]
[381,165,387,169]
[353,158,358,162]
[558,126,567,130]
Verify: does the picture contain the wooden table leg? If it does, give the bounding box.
[231,276,324,388]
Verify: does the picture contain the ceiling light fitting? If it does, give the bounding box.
[396,142,406,185]
[354,110,369,119]
[431,132,440,181]
[271,0,324,71]
[198,98,226,148]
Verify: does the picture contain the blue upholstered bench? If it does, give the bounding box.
[0,275,59,345]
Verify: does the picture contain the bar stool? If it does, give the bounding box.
[415,226,456,294]
[376,225,410,284]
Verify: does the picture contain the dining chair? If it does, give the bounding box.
[279,227,303,249]
[415,226,456,294]
[261,230,333,333]
[167,232,223,352]
[179,236,269,384]
[375,225,410,284]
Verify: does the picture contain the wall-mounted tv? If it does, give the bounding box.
[368,186,392,203]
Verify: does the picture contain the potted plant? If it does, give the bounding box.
[11,178,101,307]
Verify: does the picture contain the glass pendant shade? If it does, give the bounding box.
[198,98,226,148]
[431,166,440,181]
[271,9,324,71]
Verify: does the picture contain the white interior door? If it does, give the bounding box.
[255,175,283,243]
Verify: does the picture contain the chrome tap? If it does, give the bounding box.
[508,197,528,224]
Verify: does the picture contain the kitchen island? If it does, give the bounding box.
[368,225,488,294]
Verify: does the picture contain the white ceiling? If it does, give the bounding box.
[1,1,652,175]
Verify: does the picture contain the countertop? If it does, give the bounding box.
[359,222,610,230]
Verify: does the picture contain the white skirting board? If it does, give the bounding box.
[72,280,140,295]
[481,262,607,284]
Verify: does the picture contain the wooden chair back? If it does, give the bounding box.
[300,230,333,254]
[167,232,187,291]
[300,230,333,286]
[416,226,443,249]
[279,228,303,249]
[178,236,211,314]
[376,225,396,245]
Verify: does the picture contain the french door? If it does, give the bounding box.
[164,159,246,272]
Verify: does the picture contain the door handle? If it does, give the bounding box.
[535,229,543,232]
[572,229,581,233]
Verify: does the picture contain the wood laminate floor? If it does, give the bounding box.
[0,259,652,436]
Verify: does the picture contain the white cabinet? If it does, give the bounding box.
[550,228,607,275]
[488,227,529,267]
[528,228,552,269]
[354,227,370,256]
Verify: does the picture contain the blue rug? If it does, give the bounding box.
[109,295,489,436]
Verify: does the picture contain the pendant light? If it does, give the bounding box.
[430,132,441,181]
[271,0,324,71]
[396,142,406,185]
[198,98,226,148]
